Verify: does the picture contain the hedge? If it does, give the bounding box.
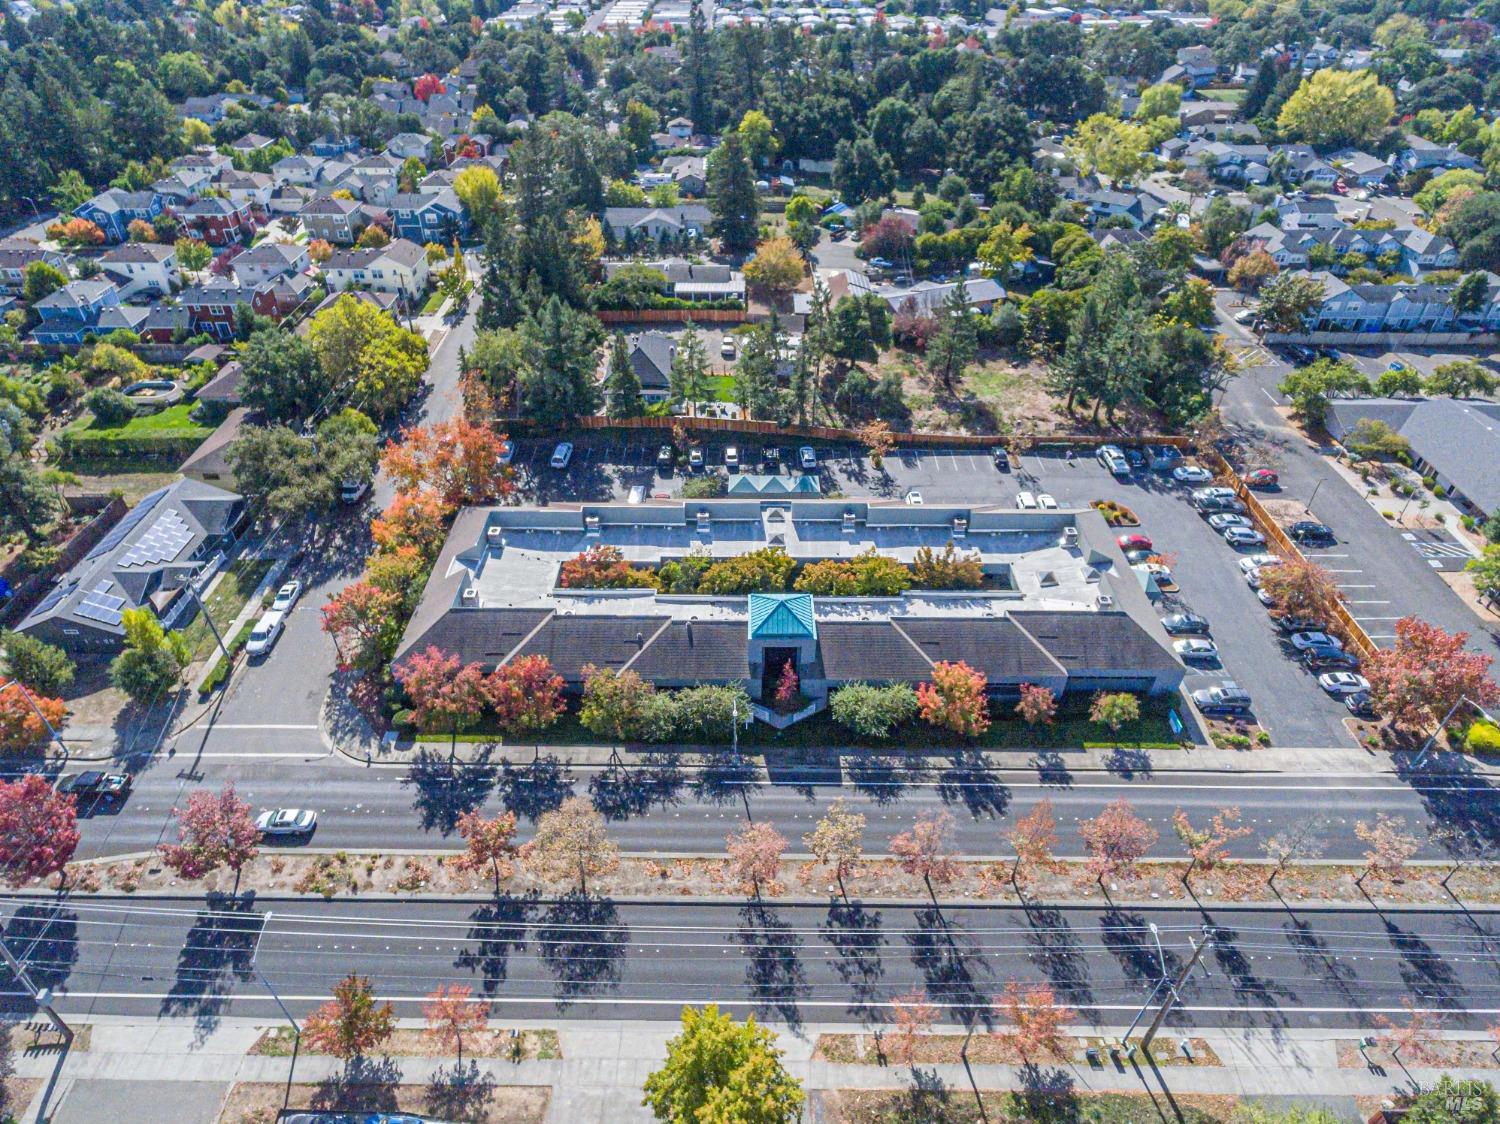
[593,296,746,312]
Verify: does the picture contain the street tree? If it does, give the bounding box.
[381,417,515,507]
[579,665,656,742]
[424,983,489,1064]
[110,608,190,704]
[487,655,566,736]
[0,775,78,887]
[1,631,74,697]
[1065,114,1154,184]
[239,329,332,421]
[1009,798,1057,892]
[1258,558,1343,623]
[521,795,619,894]
[889,989,938,1065]
[1227,250,1278,293]
[1258,272,1327,335]
[1015,683,1057,727]
[642,1004,804,1124]
[1362,616,1498,731]
[370,490,453,563]
[890,811,959,899]
[1079,798,1158,889]
[1089,691,1140,733]
[321,580,405,671]
[304,974,396,1059]
[158,782,260,893]
[308,295,429,421]
[1172,807,1252,890]
[396,646,490,735]
[803,799,865,895]
[1373,999,1442,1066]
[917,660,990,738]
[0,688,66,752]
[977,220,1033,280]
[857,419,895,468]
[1354,813,1420,889]
[725,820,786,895]
[1262,818,1326,893]
[994,979,1074,1061]
[454,809,519,896]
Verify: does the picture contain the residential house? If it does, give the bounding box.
[99,243,179,300]
[176,93,267,123]
[879,277,1005,317]
[625,331,675,400]
[1181,141,1272,182]
[0,239,68,293]
[1278,145,1340,187]
[234,242,309,286]
[150,173,205,205]
[138,304,192,344]
[1330,150,1392,187]
[193,361,244,411]
[1174,45,1218,87]
[310,135,360,158]
[603,204,713,243]
[603,258,745,303]
[1082,189,1166,229]
[74,189,164,244]
[269,184,316,216]
[1301,271,1500,334]
[389,189,467,244]
[660,155,708,196]
[1399,134,1481,174]
[214,169,275,211]
[93,304,152,336]
[29,280,121,345]
[321,239,431,299]
[297,195,373,244]
[1300,40,1339,71]
[1275,195,1343,230]
[177,197,255,246]
[179,408,253,490]
[271,154,328,187]
[386,132,433,161]
[666,116,694,140]
[177,275,312,341]
[230,133,277,156]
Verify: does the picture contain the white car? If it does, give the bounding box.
[1223,526,1266,547]
[1258,587,1277,608]
[550,442,573,469]
[627,484,646,504]
[1244,566,1270,588]
[799,446,817,471]
[1037,493,1058,509]
[905,490,925,505]
[256,808,317,836]
[1291,631,1343,651]
[1207,513,1252,531]
[725,445,741,470]
[1173,465,1214,484]
[1174,637,1218,662]
[245,610,286,658]
[1238,554,1281,574]
[1318,671,1370,697]
[1015,491,1038,510]
[1234,308,1258,325]
[270,580,302,614]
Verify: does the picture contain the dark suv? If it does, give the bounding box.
[56,771,131,800]
[1302,647,1358,671]
[1289,521,1335,543]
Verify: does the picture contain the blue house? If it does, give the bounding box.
[30,280,121,345]
[73,189,164,244]
[310,134,360,158]
[390,189,468,244]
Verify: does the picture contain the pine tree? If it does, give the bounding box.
[669,323,710,416]
[518,296,604,427]
[734,324,779,421]
[926,281,978,393]
[478,217,522,329]
[707,133,760,255]
[686,0,711,131]
[604,331,644,419]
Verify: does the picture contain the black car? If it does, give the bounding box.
[1302,647,1359,671]
[760,446,783,472]
[1124,447,1146,470]
[1162,612,1210,635]
[56,771,131,799]
[1346,690,1378,718]
[1289,521,1335,543]
[656,444,674,471]
[991,446,1010,471]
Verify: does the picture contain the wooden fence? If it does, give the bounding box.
[1201,448,1378,659]
[594,309,747,325]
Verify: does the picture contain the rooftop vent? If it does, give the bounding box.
[487,526,502,542]
[696,510,711,533]
[461,587,478,601]
[1063,526,1078,546]
[952,515,968,538]
[842,510,857,533]
[584,515,601,536]
[1098,594,1114,608]
[1039,570,1058,588]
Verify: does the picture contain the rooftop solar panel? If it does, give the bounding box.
[84,486,171,562]
[118,508,194,568]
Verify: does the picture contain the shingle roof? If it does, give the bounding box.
[1012,611,1181,674]
[629,621,750,682]
[817,622,933,682]
[393,606,553,667]
[515,614,671,678]
[1326,397,1500,515]
[896,618,1063,681]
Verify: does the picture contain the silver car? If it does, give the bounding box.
[256,808,317,836]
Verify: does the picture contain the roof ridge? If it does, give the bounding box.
[1006,613,1070,678]
[886,619,935,670]
[619,617,674,674]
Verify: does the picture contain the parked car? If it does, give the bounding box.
[1174,637,1218,662]
[1257,587,1277,608]
[1346,690,1378,718]
[1148,445,1183,472]
[496,439,515,465]
[1015,491,1038,510]
[724,445,741,471]
[1276,615,1326,634]
[991,446,1010,471]
[1162,612,1209,635]
[1173,465,1214,484]
[627,484,646,504]
[1124,548,1155,564]
[1303,647,1359,671]
[1238,554,1281,574]
[1223,526,1266,547]
[1243,469,1279,488]
[256,808,317,836]
[721,338,736,360]
[1192,683,1252,716]
[688,447,705,472]
[1037,493,1058,509]
[1318,671,1371,697]
[1198,495,1248,515]
[270,581,302,614]
[761,446,783,471]
[799,446,817,471]
[1117,533,1153,551]
[657,444,675,471]
[549,442,573,469]
[1290,631,1343,651]
[1192,486,1238,505]
[1124,447,1146,470]
[1097,445,1130,477]
[1208,513,1252,531]
[245,610,286,658]
[56,771,131,799]
[1234,308,1258,325]
[905,490,925,505]
[1244,566,1270,588]
[339,479,370,504]
[1289,520,1335,543]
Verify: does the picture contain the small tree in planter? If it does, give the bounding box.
[917,660,991,738]
[1015,683,1056,727]
[773,663,801,713]
[1089,691,1140,734]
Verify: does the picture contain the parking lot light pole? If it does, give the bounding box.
[1304,479,1323,515]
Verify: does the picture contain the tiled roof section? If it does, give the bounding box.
[399,607,553,668]
[817,622,933,683]
[1012,611,1179,673]
[514,614,670,678]
[895,618,1062,681]
[629,621,749,682]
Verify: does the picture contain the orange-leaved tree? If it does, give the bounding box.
[487,655,566,736]
[917,660,991,738]
[1361,616,1498,731]
[454,809,518,896]
[304,974,395,1059]
[994,979,1075,1061]
[381,416,515,507]
[725,820,786,896]
[890,811,959,900]
[1079,798,1157,891]
[424,983,489,1063]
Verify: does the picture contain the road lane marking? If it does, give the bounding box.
[195,723,320,730]
[1346,600,1392,605]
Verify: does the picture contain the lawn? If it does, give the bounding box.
[179,558,274,661]
[704,374,737,402]
[71,403,211,438]
[420,289,446,314]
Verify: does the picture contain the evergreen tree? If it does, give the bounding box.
[788,349,812,426]
[686,0,711,130]
[519,296,604,427]
[604,331,644,419]
[669,324,711,416]
[734,324,779,421]
[478,217,523,330]
[707,133,759,255]
[925,282,978,393]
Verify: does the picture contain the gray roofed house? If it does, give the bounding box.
[16,479,246,651]
[603,205,713,243]
[626,332,676,399]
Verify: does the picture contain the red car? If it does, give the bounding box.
[1116,533,1153,551]
[1244,469,1279,488]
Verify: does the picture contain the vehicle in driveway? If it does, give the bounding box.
[657,444,675,471]
[721,338,736,360]
[270,580,302,614]
[245,610,286,658]
[1302,646,1359,671]
[549,442,573,469]
[256,808,317,836]
[1289,520,1335,543]
[1117,532,1153,551]
[724,445,740,471]
[1243,469,1278,488]
[1192,683,1252,716]
[1173,637,1218,662]
[56,771,131,799]
[1290,631,1343,651]
[339,479,369,504]
[1346,690,1378,718]
[1318,671,1371,697]
[1208,513,1252,531]
[627,484,646,504]
[799,446,817,471]
[1173,465,1214,484]
[1234,308,1258,325]
[1223,526,1266,547]
[991,446,1010,471]
[1162,612,1209,634]
[1016,491,1038,510]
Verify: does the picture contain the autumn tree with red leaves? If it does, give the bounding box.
[1015,683,1057,727]
[890,811,959,898]
[487,655,566,736]
[381,417,515,507]
[917,660,991,738]
[321,580,405,671]
[424,983,489,1062]
[413,74,447,101]
[889,989,938,1065]
[304,974,395,1059]
[1362,616,1498,730]
[1354,813,1420,889]
[159,783,260,893]
[1373,999,1443,1066]
[396,646,489,734]
[0,688,67,751]
[1009,798,1057,892]
[995,979,1075,1061]
[1172,806,1252,890]
[1079,798,1158,890]
[558,545,656,590]
[370,490,454,562]
[724,820,786,895]
[0,775,79,887]
[1258,558,1343,627]
[454,809,518,895]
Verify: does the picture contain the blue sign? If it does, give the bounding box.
[1168,708,1184,736]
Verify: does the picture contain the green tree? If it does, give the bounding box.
[1426,358,1495,397]
[736,109,779,167]
[453,165,501,224]
[1065,113,1154,185]
[1466,544,1500,598]
[622,99,661,155]
[978,220,1033,280]
[926,282,978,393]
[1135,82,1183,122]
[1277,69,1395,147]
[1198,197,1251,257]
[1278,359,1370,424]
[228,425,336,521]
[1374,366,1424,397]
[642,1005,804,1124]
[1401,1076,1497,1124]
[669,323,711,415]
[21,260,66,304]
[47,170,93,215]
[518,295,604,427]
[2,631,74,697]
[110,609,190,704]
[706,132,759,254]
[239,329,332,421]
[175,238,212,272]
[832,136,896,204]
[307,295,429,420]
[1257,272,1327,333]
[1452,270,1489,314]
[733,323,780,421]
[604,331,644,419]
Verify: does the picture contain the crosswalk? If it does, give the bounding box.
[1229,344,1274,368]
[1414,540,1472,560]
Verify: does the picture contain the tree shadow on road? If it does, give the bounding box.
[1023,905,1097,1022]
[402,748,497,834]
[535,893,629,1009]
[588,754,685,821]
[1101,747,1153,780]
[1031,750,1074,789]
[693,749,758,808]
[454,894,535,996]
[1382,916,1465,1011]
[735,901,810,1031]
[1283,915,1360,1006]
[158,896,264,1044]
[1200,917,1294,1038]
[496,753,575,823]
[823,901,887,1023]
[935,752,1011,819]
[0,904,79,1005]
[905,907,994,1032]
[845,755,914,805]
[1099,908,1181,988]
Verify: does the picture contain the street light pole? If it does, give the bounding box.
[1142,930,1213,1051]
[1414,695,1497,768]
[0,928,71,1043]
[184,577,231,661]
[1305,478,1323,515]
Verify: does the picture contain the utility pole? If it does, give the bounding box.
[184,578,231,661]
[1141,929,1214,1051]
[0,932,71,1043]
[0,679,68,757]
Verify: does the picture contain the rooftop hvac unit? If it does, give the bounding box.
[584,515,601,536]
[487,527,502,541]
[842,510,857,533]
[1097,594,1114,608]
[461,587,478,601]
[951,516,968,538]
[696,510,711,533]
[1064,526,1079,546]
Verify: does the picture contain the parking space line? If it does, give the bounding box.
[1346,599,1391,605]
[1325,568,1363,573]
[1306,553,1349,559]
[1335,583,1376,588]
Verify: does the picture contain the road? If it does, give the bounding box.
[5,896,1497,1029]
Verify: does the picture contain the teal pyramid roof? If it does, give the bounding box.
[748,592,816,640]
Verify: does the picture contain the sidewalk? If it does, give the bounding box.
[9,1015,1497,1124]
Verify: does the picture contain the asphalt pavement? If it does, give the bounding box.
[6,896,1497,1030]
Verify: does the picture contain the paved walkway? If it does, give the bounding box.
[8,1015,1496,1123]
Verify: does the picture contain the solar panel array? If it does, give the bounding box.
[75,580,127,626]
[119,508,194,568]
[84,486,171,562]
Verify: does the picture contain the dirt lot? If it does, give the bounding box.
[813,1032,1220,1067]
[818,1088,1245,1124]
[218,1079,550,1124]
[251,1027,560,1061]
